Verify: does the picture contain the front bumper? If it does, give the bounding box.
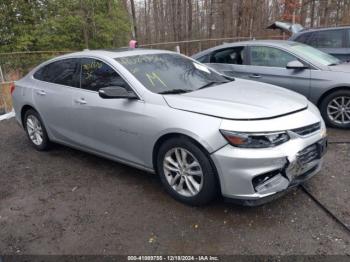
[211,126,327,206]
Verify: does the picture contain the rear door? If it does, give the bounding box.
[33,58,81,142]
[246,45,311,98]
[202,46,251,78]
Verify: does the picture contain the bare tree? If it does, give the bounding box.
[130,0,350,53]
[130,0,137,38]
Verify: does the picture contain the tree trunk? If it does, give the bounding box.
[130,0,138,39]
[310,0,315,27]
[143,0,149,43]
[152,0,159,42]
[80,0,89,48]
[208,0,213,38]
[236,1,243,37]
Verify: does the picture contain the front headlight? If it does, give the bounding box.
[220,130,290,148]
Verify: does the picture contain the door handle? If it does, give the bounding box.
[36,90,46,96]
[74,98,87,105]
[249,74,261,79]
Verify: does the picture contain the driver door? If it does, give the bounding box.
[71,58,146,165]
[246,46,311,98]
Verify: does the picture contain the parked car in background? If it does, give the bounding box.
[192,40,350,129]
[267,21,350,61]
[12,49,327,206]
[290,26,350,61]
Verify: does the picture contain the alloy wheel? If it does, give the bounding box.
[327,96,350,125]
[163,147,203,197]
[26,115,44,146]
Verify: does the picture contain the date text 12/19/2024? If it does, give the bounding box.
[127,256,220,261]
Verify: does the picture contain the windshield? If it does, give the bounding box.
[289,43,340,66]
[115,53,229,94]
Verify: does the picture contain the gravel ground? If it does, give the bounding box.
[0,119,349,255]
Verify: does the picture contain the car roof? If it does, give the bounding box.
[57,48,175,60]
[298,25,350,33]
[226,40,296,46]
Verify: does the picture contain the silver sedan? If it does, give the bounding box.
[192,40,350,129]
[12,49,327,206]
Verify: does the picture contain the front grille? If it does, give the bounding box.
[291,122,321,136]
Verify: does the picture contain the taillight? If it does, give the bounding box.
[10,82,15,95]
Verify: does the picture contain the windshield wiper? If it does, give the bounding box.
[223,75,235,81]
[159,89,192,95]
[198,80,230,90]
[328,62,340,66]
[159,79,233,94]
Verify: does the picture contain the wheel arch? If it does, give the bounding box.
[317,86,350,107]
[20,104,37,128]
[152,132,222,191]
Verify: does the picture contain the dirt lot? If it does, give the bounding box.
[0,119,349,255]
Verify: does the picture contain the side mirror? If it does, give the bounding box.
[286,60,308,70]
[99,86,138,99]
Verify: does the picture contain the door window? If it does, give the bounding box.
[80,58,128,92]
[210,47,245,65]
[308,30,344,48]
[33,59,80,87]
[250,46,296,68]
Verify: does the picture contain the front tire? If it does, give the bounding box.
[24,109,50,150]
[156,137,218,206]
[320,90,350,129]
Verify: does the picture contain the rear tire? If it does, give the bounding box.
[24,109,50,151]
[320,90,350,129]
[156,137,218,206]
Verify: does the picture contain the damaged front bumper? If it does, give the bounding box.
[211,127,327,206]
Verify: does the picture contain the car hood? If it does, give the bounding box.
[163,79,308,120]
[328,63,350,73]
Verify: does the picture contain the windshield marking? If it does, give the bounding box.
[115,53,229,94]
[146,72,168,87]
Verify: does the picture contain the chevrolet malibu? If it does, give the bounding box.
[11,49,327,206]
